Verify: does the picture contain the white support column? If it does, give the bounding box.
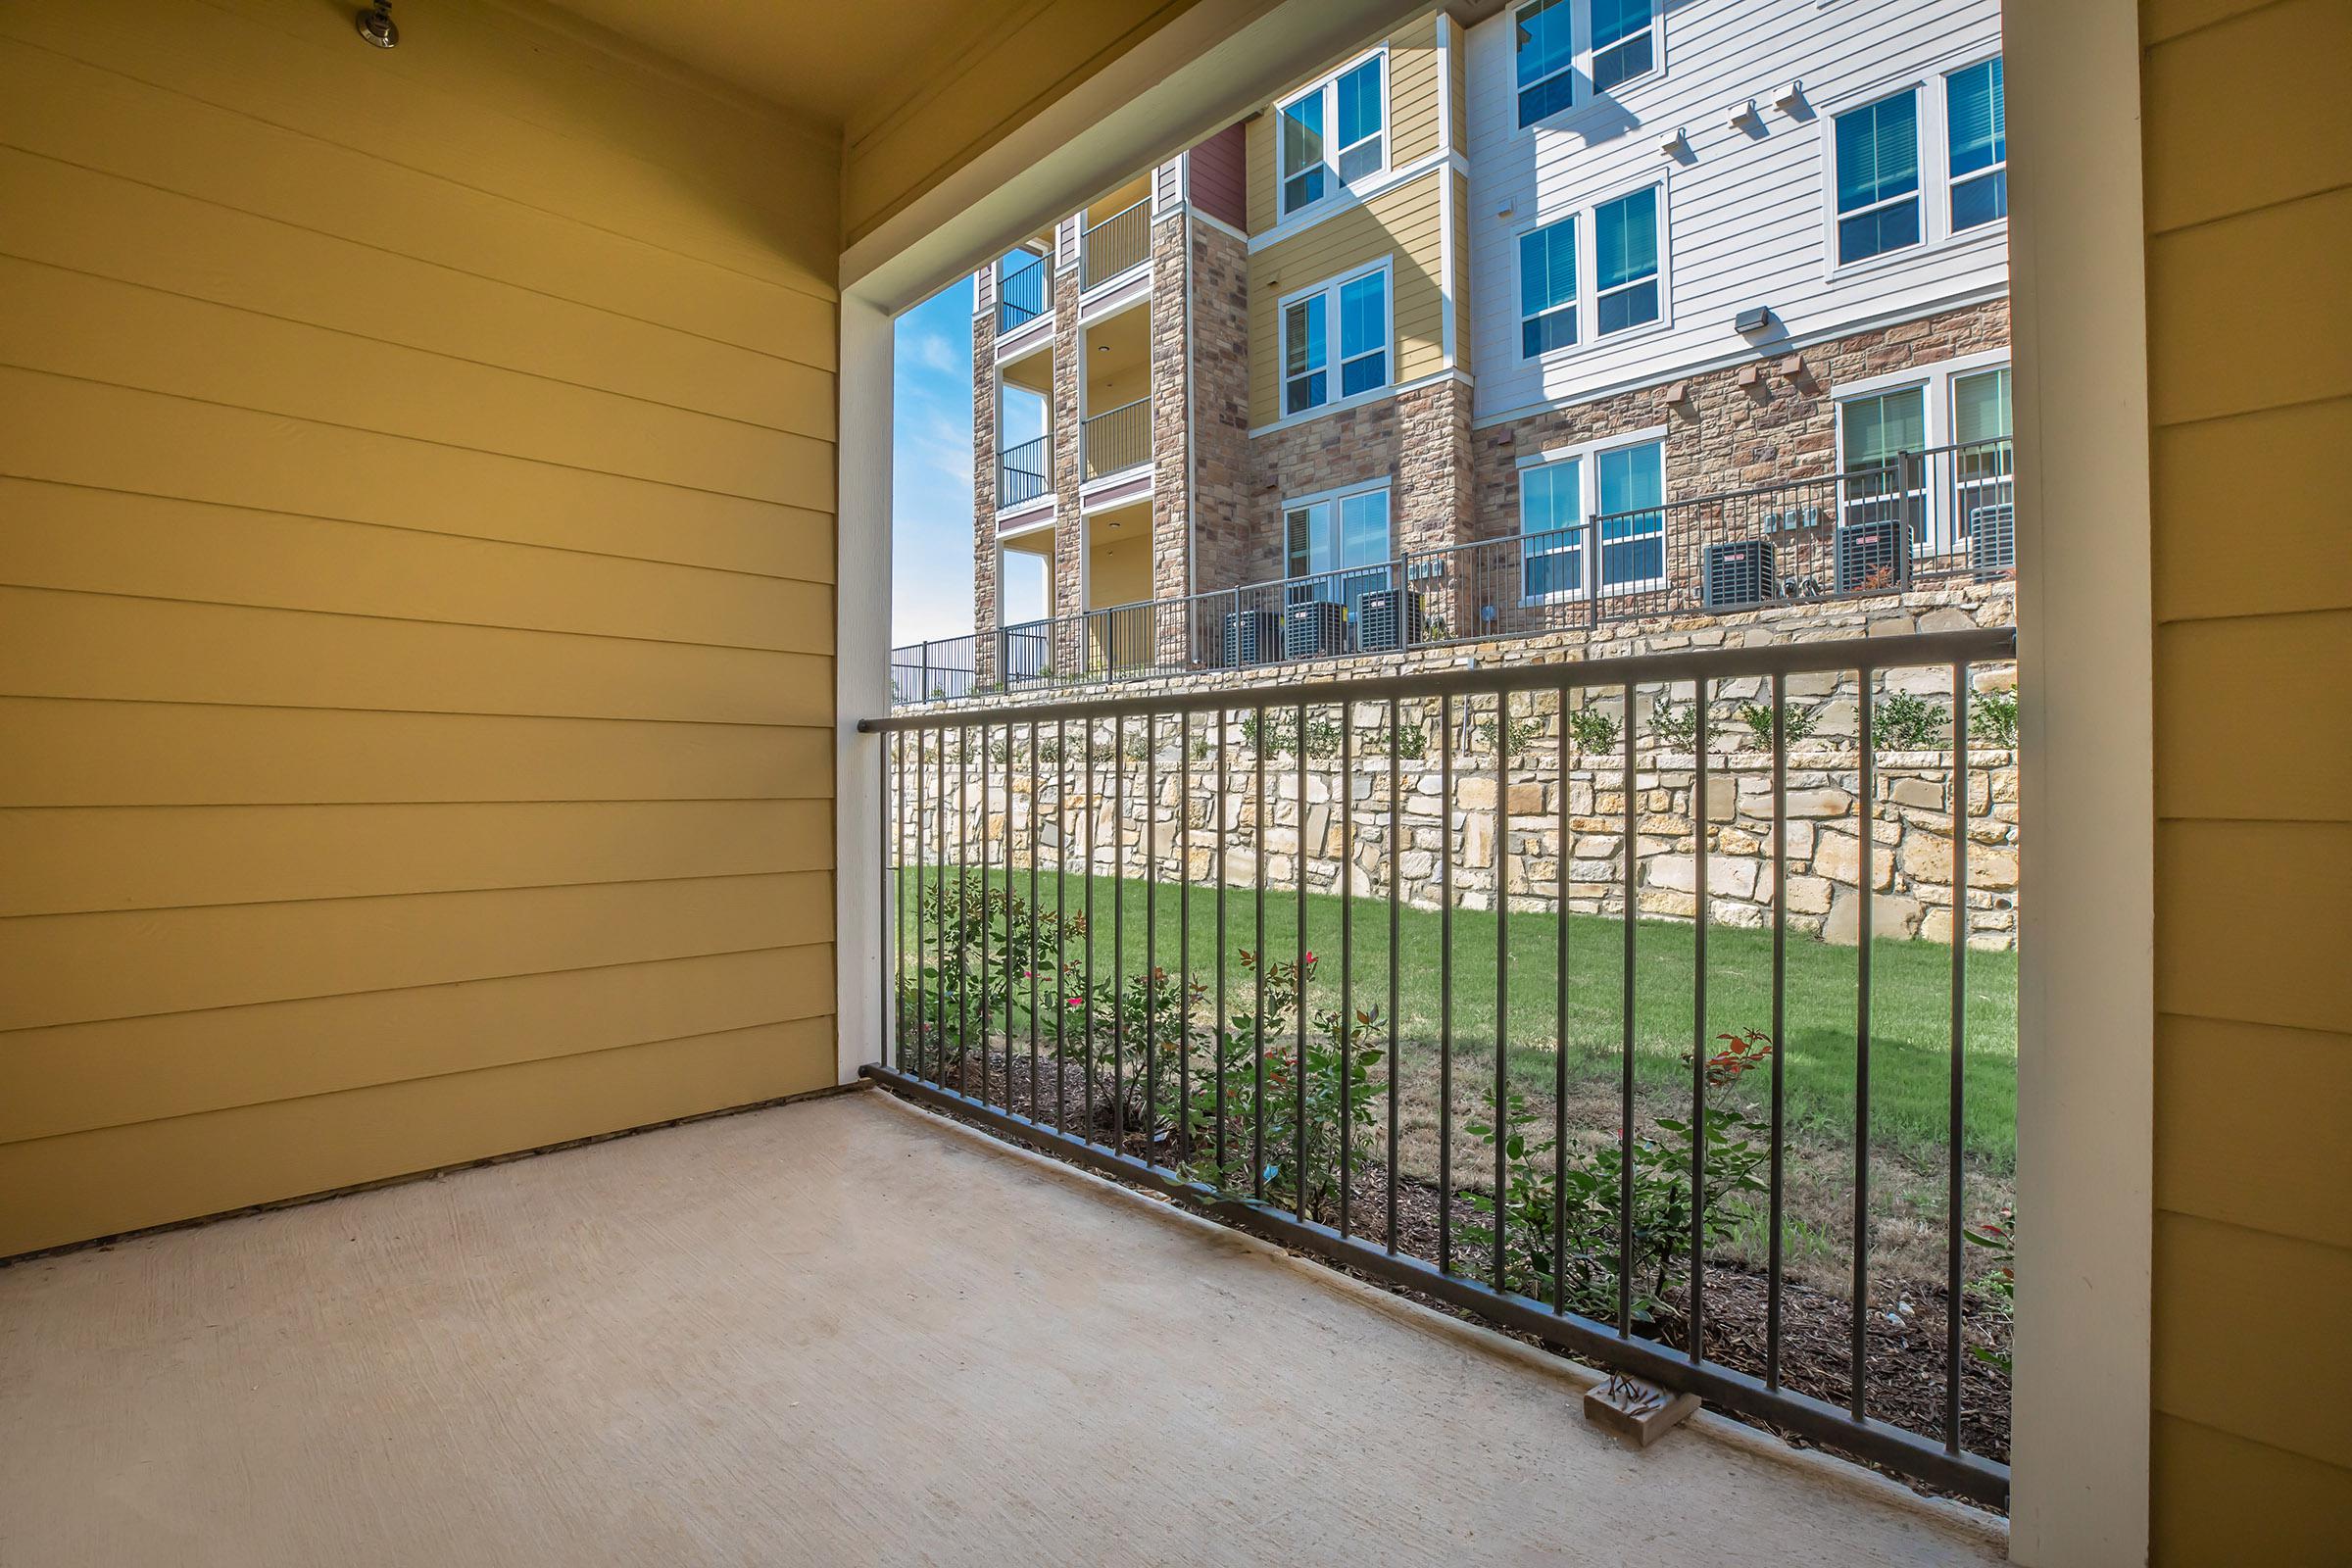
[835,291,895,1084]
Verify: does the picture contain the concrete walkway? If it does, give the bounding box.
[0,1090,2003,1566]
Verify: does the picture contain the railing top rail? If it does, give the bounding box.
[1082,395,1152,421]
[860,625,2015,732]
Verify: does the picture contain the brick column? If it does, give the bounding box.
[1050,264,1085,675]
[970,302,1000,685]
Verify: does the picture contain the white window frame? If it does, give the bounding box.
[1276,46,1390,220]
[1942,55,2008,235]
[1821,51,2008,281]
[1830,347,2012,555]
[1513,424,1669,602]
[1513,175,1670,365]
[1513,0,1664,132]
[1515,212,1578,359]
[1278,257,1395,418]
[1281,478,1395,596]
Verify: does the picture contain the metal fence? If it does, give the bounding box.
[889,634,977,705]
[998,253,1049,331]
[863,628,2015,1506]
[897,442,2013,706]
[1080,198,1150,290]
[1082,397,1152,480]
[996,434,1052,509]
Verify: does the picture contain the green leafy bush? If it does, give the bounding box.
[1963,1206,2016,1373]
[1872,691,1950,751]
[1648,699,1698,751]
[1969,688,2019,750]
[1736,702,1821,751]
[1564,706,1622,754]
[1242,710,1345,760]
[1472,710,1548,755]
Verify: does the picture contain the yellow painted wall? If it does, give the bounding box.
[0,0,841,1255]
[1247,168,1447,426]
[2140,0,2352,1554]
[1245,12,1440,237]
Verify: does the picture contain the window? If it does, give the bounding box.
[1515,0,1657,127]
[1952,365,2014,529]
[1946,58,2006,231]
[1833,89,1921,265]
[1283,263,1390,416]
[1279,52,1386,217]
[1518,184,1664,361]
[1594,186,1660,335]
[1834,357,2014,554]
[1590,0,1654,93]
[1519,457,1582,599]
[1596,440,1665,588]
[1516,434,1665,598]
[1519,216,1578,357]
[1285,485,1393,612]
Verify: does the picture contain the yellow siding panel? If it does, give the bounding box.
[0,482,833,650]
[2141,0,2352,233]
[2155,1015,2352,1250]
[0,1020,838,1257]
[2152,398,2352,622]
[2145,187,2352,426]
[1249,169,1446,425]
[0,0,838,1252]
[0,947,834,1146]
[0,699,834,808]
[1453,169,1472,378]
[2151,1414,2352,1568]
[2151,1211,2352,1471]
[0,872,832,1034]
[2154,821,2352,1035]
[2155,612,2352,822]
[1387,16,1443,171]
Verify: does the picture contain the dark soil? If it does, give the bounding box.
[898,1042,2010,1504]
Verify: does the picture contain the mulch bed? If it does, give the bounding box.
[899,1042,2010,1504]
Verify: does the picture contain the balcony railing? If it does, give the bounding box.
[1079,198,1150,290]
[1081,396,1151,481]
[894,441,2013,705]
[865,628,2019,1507]
[996,434,1052,509]
[998,253,1050,332]
[890,633,978,705]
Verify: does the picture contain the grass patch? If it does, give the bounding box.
[898,866,2017,1173]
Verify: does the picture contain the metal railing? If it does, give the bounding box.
[890,634,979,705]
[895,441,2013,705]
[1080,198,1150,290]
[1081,397,1152,481]
[998,253,1050,331]
[865,629,2017,1506]
[997,434,1052,509]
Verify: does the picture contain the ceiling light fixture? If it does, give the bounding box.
[357,0,398,48]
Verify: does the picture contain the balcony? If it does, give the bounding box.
[1080,396,1151,481]
[897,441,2011,705]
[998,250,1051,332]
[997,433,1053,510]
[1,1068,2002,1564]
[1079,196,1150,291]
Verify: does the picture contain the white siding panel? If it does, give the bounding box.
[1465,0,2007,423]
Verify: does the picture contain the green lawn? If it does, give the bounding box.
[898,867,2017,1172]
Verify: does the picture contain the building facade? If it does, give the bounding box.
[961,0,2010,686]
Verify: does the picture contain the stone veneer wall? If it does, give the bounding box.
[968,300,1000,683]
[896,581,2019,950]
[1248,376,1473,577]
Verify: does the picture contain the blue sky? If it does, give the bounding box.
[891,283,976,644]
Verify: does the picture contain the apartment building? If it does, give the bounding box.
[959,0,2009,686]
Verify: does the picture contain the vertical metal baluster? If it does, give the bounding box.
[1946,663,1971,1452]
[1253,703,1268,1201]
[884,732,898,1070]
[935,729,948,1082]
[1388,694,1402,1255]
[1339,702,1354,1240]
[982,722,996,1106]
[958,722,971,1095]
[1180,710,1194,1170]
[1768,672,1788,1388]
[1439,691,1454,1278]
[1554,683,1571,1312]
[1691,678,1711,1363]
[1029,720,1041,1112]
[1002,721,1014,1103]
[1619,681,1637,1339]
[915,731,929,1082]
[1494,694,1511,1293]
[1853,670,1877,1420]
[1055,716,1068,1135]
[1146,712,1159,1163]
[1084,718,1097,1144]
[1113,714,1127,1149]
[1217,708,1230,1181]
[1295,700,1309,1221]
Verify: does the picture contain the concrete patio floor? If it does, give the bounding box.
[0,1088,2003,1566]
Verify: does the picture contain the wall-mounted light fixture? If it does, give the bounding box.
[1727,99,1760,130]
[357,0,397,48]
[1772,79,1804,113]
[1657,127,1689,158]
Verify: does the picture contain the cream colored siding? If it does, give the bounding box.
[0,0,840,1256]
[1249,169,1447,426]
[2140,0,2352,1554]
[1452,169,1472,377]
[1246,10,1444,238]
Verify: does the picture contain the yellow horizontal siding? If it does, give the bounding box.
[1453,169,1471,378]
[0,0,840,1257]
[2143,0,2352,1542]
[1245,12,1442,238]
[1249,168,1446,426]
[0,1019,838,1257]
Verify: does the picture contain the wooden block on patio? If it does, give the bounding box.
[1583,1373,1701,1448]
